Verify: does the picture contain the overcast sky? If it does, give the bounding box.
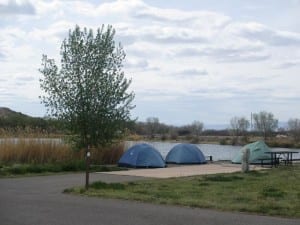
[1,0,300,127]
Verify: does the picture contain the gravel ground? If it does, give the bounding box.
[99,162,265,178]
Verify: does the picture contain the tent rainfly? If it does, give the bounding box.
[231,141,271,164]
[118,143,165,168]
[165,143,207,164]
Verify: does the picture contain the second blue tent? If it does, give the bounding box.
[165,143,206,164]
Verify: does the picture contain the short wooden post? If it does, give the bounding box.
[241,148,250,173]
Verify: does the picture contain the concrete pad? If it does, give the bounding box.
[99,163,265,178]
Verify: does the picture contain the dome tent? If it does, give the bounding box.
[165,143,207,164]
[118,143,165,168]
[231,141,271,164]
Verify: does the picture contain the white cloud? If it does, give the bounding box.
[227,22,300,46]
[0,0,35,15]
[174,69,208,77]
[134,3,231,29]
[275,59,300,69]
[15,75,34,82]
[33,0,64,16]
[176,44,270,62]
[28,21,74,42]
[125,58,148,68]
[0,51,5,60]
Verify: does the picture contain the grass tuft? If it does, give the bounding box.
[261,186,286,198]
[90,181,125,190]
[203,174,244,182]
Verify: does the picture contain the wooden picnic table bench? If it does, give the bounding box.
[264,151,299,167]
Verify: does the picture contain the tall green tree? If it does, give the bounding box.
[253,111,278,140]
[39,25,135,187]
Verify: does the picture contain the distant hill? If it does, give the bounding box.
[0,107,63,134]
[0,107,31,119]
[0,107,44,129]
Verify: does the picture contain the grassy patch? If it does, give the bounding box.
[261,186,286,199]
[0,162,126,177]
[203,174,244,182]
[69,165,300,218]
[90,181,125,190]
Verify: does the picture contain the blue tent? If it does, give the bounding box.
[165,144,207,164]
[118,143,165,168]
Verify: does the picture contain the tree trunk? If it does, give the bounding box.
[85,145,90,189]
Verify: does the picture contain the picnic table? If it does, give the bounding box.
[264,150,299,167]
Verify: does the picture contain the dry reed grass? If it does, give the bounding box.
[0,127,64,138]
[90,144,125,165]
[0,138,125,165]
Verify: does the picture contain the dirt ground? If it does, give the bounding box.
[99,162,266,178]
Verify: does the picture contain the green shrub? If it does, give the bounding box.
[0,161,128,177]
[79,188,86,194]
[63,188,73,193]
[61,160,85,171]
[26,164,45,173]
[45,164,62,172]
[219,138,227,145]
[161,134,167,141]
[10,164,27,174]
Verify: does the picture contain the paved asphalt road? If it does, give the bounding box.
[0,173,299,225]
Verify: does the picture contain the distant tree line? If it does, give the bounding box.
[130,112,300,145]
[2,109,300,144]
[130,117,205,140]
[229,111,300,143]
